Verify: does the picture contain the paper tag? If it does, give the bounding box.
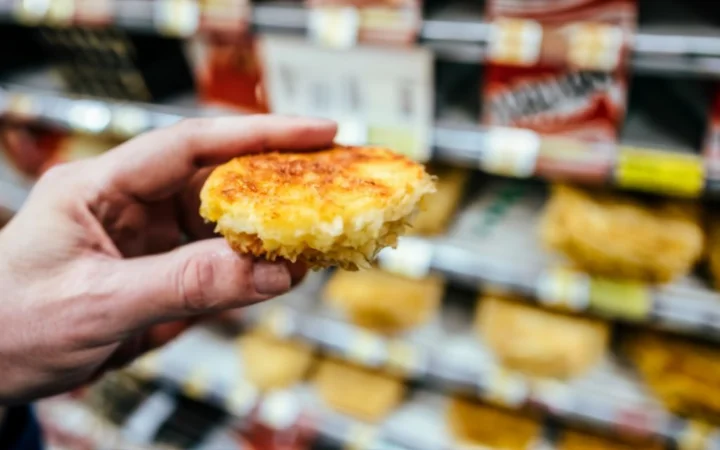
[67,101,111,133]
[131,351,161,377]
[46,0,74,25]
[678,420,714,450]
[347,331,386,367]
[488,18,543,67]
[616,147,705,198]
[368,125,428,162]
[589,278,651,321]
[308,7,360,49]
[345,424,378,450]
[14,0,50,23]
[568,23,624,71]
[386,341,423,376]
[536,268,591,311]
[226,382,259,418]
[481,366,529,408]
[111,106,151,138]
[154,0,199,37]
[257,390,302,431]
[336,119,368,146]
[263,307,296,339]
[6,93,38,117]
[482,127,540,178]
[533,379,573,413]
[377,238,433,279]
[182,369,210,400]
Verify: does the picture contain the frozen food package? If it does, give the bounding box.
[238,330,315,392]
[447,397,541,449]
[476,294,609,379]
[323,268,444,334]
[313,358,405,422]
[625,331,720,424]
[541,184,704,283]
[410,165,469,236]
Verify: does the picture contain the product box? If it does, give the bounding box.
[483,0,637,144]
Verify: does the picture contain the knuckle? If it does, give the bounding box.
[178,254,219,313]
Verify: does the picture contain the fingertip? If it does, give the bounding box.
[287,260,309,287]
[252,259,292,296]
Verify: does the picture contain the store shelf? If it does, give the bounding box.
[127,324,461,450]
[0,1,720,78]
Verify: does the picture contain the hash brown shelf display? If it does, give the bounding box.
[540,184,704,284]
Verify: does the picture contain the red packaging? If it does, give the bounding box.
[306,0,422,46]
[196,35,269,113]
[483,0,637,144]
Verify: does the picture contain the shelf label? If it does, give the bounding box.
[257,390,302,431]
[536,268,591,311]
[482,127,540,178]
[131,351,161,377]
[6,93,38,117]
[262,307,296,339]
[488,18,543,67]
[533,379,573,414]
[386,340,424,376]
[111,106,151,138]
[154,0,199,37]
[308,6,360,49]
[14,0,50,23]
[345,424,378,450]
[68,101,111,133]
[347,331,386,367]
[226,382,259,418]
[481,366,529,408]
[589,278,651,321]
[616,147,705,197]
[678,420,714,450]
[46,0,74,25]
[568,23,624,71]
[377,238,433,279]
[336,119,368,146]
[182,368,210,400]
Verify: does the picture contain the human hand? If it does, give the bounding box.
[0,115,337,405]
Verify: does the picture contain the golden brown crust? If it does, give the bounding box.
[200,145,435,270]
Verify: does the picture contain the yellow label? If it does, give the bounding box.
[386,341,421,375]
[617,148,705,197]
[483,367,529,408]
[155,0,199,37]
[536,268,590,311]
[309,7,359,49]
[46,0,74,25]
[182,369,209,400]
[368,126,425,162]
[589,278,651,321]
[131,351,160,377]
[678,420,713,450]
[348,331,385,366]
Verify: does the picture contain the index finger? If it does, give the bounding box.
[96,115,337,201]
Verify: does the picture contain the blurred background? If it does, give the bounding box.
[2,0,720,449]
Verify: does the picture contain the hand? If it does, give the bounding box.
[0,115,337,405]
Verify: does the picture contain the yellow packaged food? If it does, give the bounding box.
[238,330,314,392]
[540,184,704,283]
[323,268,444,334]
[410,165,469,236]
[476,294,609,379]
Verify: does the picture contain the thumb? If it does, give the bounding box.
[107,238,293,333]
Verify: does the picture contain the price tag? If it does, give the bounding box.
[6,93,38,117]
[14,0,50,23]
[347,331,386,367]
[46,0,74,25]
[111,106,150,138]
[482,127,540,178]
[154,0,199,37]
[488,18,543,67]
[262,307,296,339]
[336,119,368,146]
[67,101,111,133]
[589,278,651,321]
[536,268,591,311]
[257,390,302,431]
[345,424,378,450]
[226,382,259,418]
[182,369,210,400]
[533,379,573,414]
[480,366,529,408]
[568,23,624,71]
[368,125,429,162]
[386,341,424,376]
[377,238,433,279]
[616,147,705,198]
[308,7,360,49]
[131,351,161,377]
[678,420,714,450]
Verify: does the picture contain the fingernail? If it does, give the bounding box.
[253,261,291,295]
